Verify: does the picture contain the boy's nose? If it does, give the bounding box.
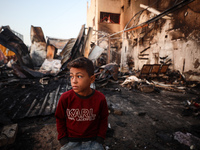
[72,77,78,83]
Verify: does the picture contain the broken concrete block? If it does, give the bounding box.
[120,75,141,86]
[0,124,18,147]
[30,42,47,67]
[40,59,61,74]
[114,109,123,115]
[138,84,154,93]
[39,77,49,85]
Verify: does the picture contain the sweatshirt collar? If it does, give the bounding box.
[74,89,95,99]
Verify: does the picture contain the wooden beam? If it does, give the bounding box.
[84,27,93,58]
[107,37,111,63]
[140,4,172,20]
[46,45,56,59]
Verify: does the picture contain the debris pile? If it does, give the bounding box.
[0,24,200,93]
[182,98,200,118]
[0,24,200,149]
[174,131,200,149]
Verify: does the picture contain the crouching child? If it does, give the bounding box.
[55,57,109,150]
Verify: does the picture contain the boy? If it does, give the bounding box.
[55,57,109,150]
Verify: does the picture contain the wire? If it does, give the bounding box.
[125,0,160,30]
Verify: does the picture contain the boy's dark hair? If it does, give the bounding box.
[67,57,94,77]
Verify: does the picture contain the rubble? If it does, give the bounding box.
[96,63,119,81]
[120,75,142,86]
[88,45,104,63]
[0,124,18,147]
[0,26,34,69]
[0,1,200,148]
[0,22,199,123]
[184,71,200,83]
[40,59,61,75]
[138,84,155,93]
[182,97,200,118]
[174,131,200,149]
[30,26,47,67]
[152,81,186,93]
[60,24,88,71]
[113,110,123,116]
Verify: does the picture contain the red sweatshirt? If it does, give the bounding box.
[55,89,109,141]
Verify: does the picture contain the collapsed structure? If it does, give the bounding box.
[87,0,200,82]
[0,0,200,82]
[0,0,199,121]
[0,0,200,149]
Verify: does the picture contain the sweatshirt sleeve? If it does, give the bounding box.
[55,94,68,140]
[97,97,109,139]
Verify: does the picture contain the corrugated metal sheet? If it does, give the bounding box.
[60,38,76,64]
[0,27,34,69]
[60,24,86,71]
[0,77,71,120]
[30,25,46,43]
[47,37,69,50]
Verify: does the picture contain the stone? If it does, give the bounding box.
[114,109,123,115]
[138,84,154,93]
[0,124,18,147]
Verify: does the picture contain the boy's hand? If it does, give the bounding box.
[59,137,68,146]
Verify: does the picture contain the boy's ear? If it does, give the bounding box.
[90,75,95,83]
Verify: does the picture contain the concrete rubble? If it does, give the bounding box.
[0,124,18,147]
[0,0,200,149]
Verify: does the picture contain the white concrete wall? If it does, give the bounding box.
[87,0,200,74]
[132,19,200,73]
[87,0,96,28]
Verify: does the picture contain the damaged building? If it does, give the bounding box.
[87,0,200,82]
[0,0,200,150]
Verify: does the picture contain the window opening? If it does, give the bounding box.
[100,12,120,24]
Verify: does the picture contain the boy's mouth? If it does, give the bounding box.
[72,86,78,90]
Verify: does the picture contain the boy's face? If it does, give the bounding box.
[70,67,95,96]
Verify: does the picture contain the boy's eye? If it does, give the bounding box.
[78,75,82,78]
[70,76,73,79]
